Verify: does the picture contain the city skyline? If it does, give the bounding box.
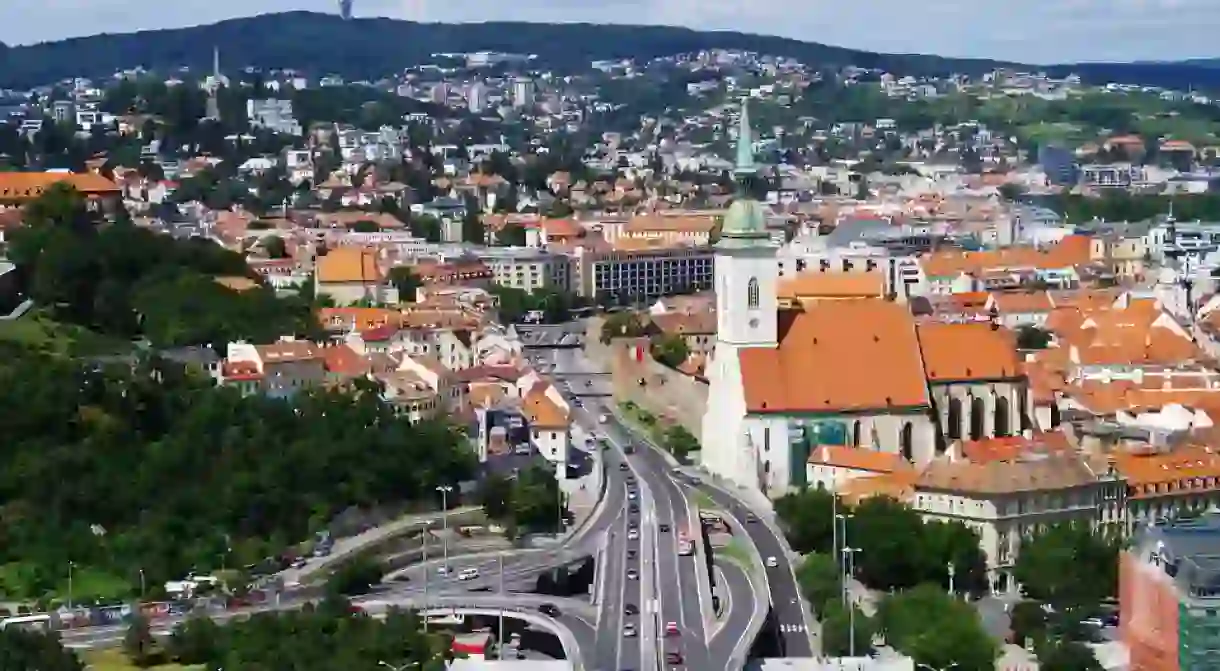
[3,0,1220,65]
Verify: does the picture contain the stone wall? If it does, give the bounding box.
[607,337,708,436]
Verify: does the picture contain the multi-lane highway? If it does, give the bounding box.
[60,321,808,670]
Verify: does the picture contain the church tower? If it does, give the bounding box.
[700,99,778,488]
[713,99,777,347]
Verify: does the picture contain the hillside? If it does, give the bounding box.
[1,12,1218,91]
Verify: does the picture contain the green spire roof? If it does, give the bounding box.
[733,98,756,177]
[719,98,768,241]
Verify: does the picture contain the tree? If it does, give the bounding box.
[775,488,838,555]
[1013,522,1120,619]
[479,465,563,535]
[998,183,1027,201]
[123,613,156,666]
[599,312,648,344]
[649,332,689,369]
[0,628,84,671]
[387,266,423,303]
[461,209,485,244]
[1009,600,1048,647]
[1035,638,1104,671]
[497,221,528,246]
[820,600,875,657]
[409,214,442,243]
[662,425,699,462]
[796,552,841,614]
[350,220,380,233]
[878,585,998,671]
[260,235,288,259]
[1015,325,1052,350]
[166,616,222,664]
[326,556,384,597]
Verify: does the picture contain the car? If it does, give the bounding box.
[629,503,639,513]
[665,651,683,665]
[659,523,670,532]
[599,414,608,423]
[622,622,637,637]
[627,549,637,559]
[665,621,679,637]
[626,569,639,580]
[627,529,639,541]
[766,556,779,568]
[627,490,637,500]
[619,463,629,471]
[437,565,452,575]
[624,603,639,616]
[538,603,561,617]
[746,513,759,523]
[624,445,636,454]
[586,380,593,387]
[458,568,480,581]
[1081,617,1105,629]
[626,475,637,485]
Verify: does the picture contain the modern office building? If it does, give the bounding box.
[1038,144,1078,186]
[1122,512,1220,671]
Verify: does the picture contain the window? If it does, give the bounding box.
[747,277,760,308]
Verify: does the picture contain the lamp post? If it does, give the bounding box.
[422,522,431,633]
[947,562,956,596]
[67,560,75,610]
[836,513,852,606]
[841,547,861,657]
[435,485,453,571]
[498,553,506,660]
[138,568,146,601]
[916,664,958,671]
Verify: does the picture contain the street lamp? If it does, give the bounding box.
[916,664,958,671]
[835,511,851,605]
[67,560,75,610]
[138,568,146,601]
[435,485,453,570]
[841,547,862,657]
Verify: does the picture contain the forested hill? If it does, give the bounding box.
[3,12,1219,91]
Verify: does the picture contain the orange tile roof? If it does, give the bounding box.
[624,214,717,234]
[1114,445,1220,495]
[740,300,930,413]
[318,307,400,331]
[808,445,914,474]
[988,291,1053,313]
[256,340,322,363]
[323,344,371,377]
[920,235,1092,278]
[777,272,885,301]
[0,171,120,201]
[917,322,1022,382]
[917,452,1098,494]
[839,471,918,506]
[958,432,1072,464]
[523,384,568,429]
[222,360,263,381]
[316,247,383,284]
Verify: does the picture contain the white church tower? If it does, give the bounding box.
[700,100,778,489]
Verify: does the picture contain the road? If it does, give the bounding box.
[711,559,764,664]
[552,340,811,661]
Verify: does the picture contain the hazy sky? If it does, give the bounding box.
[3,0,1219,64]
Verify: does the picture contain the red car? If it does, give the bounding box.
[665,621,679,637]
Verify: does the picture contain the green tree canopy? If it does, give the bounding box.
[820,600,876,657]
[796,552,842,615]
[878,584,998,671]
[0,347,475,601]
[1013,522,1120,616]
[649,332,689,369]
[387,266,423,304]
[0,628,84,671]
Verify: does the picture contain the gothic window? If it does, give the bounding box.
[747,277,760,308]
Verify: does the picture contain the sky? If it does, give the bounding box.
[3,0,1220,64]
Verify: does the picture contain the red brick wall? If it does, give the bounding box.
[1122,550,1180,671]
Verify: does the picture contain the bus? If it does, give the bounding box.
[0,614,52,631]
[677,532,694,557]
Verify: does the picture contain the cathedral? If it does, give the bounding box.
[700,102,1031,498]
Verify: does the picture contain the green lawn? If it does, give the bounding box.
[716,539,755,569]
[0,313,130,357]
[81,649,202,671]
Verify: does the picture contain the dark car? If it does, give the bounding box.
[538,603,561,617]
[619,463,629,471]
[624,603,639,616]
[659,523,670,532]
[665,651,683,665]
[629,503,639,513]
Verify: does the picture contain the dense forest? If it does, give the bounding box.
[8,183,318,349]
[1,12,1219,91]
[0,344,475,603]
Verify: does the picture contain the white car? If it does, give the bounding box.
[458,568,480,581]
[599,414,609,423]
[628,529,639,541]
[766,556,779,568]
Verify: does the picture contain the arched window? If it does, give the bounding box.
[747,277,760,308]
[947,397,962,440]
[995,396,1011,438]
[900,422,914,462]
[970,396,986,441]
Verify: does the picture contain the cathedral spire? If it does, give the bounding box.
[733,98,756,178]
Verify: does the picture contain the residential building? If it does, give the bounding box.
[221,338,325,398]
[480,247,572,292]
[246,99,302,136]
[0,171,121,212]
[314,246,399,305]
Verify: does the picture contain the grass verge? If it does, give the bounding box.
[81,649,202,671]
[716,539,755,569]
